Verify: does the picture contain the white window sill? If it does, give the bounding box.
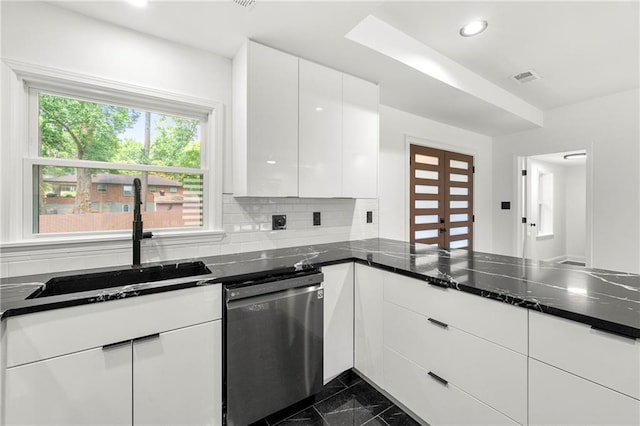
[0,230,226,253]
[536,233,554,241]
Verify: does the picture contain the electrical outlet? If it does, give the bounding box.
[313,212,321,226]
[366,211,373,223]
[272,215,287,230]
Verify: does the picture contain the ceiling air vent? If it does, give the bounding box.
[512,70,540,84]
[233,0,256,7]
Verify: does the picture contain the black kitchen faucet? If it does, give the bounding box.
[132,178,153,267]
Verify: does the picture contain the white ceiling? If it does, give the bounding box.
[49,1,639,136]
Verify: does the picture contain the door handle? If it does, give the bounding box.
[439,228,446,234]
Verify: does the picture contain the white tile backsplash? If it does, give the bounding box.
[1,194,378,276]
[218,195,378,253]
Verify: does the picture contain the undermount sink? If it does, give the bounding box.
[26,261,212,299]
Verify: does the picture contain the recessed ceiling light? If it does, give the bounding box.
[563,153,587,160]
[128,0,148,7]
[459,20,488,37]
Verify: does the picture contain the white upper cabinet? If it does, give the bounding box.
[232,40,379,198]
[342,74,378,198]
[232,40,299,197]
[299,59,343,198]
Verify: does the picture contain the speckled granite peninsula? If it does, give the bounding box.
[2,238,639,338]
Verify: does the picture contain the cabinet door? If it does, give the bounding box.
[5,344,131,426]
[354,264,384,386]
[133,321,222,426]
[529,358,640,426]
[234,41,299,197]
[322,263,354,383]
[342,74,378,198]
[299,59,343,198]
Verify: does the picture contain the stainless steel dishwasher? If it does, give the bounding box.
[223,268,324,426]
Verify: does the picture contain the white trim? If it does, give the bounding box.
[25,157,204,175]
[0,231,226,274]
[515,147,593,266]
[4,59,216,118]
[0,230,225,252]
[536,233,554,241]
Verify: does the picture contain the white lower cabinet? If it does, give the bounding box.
[5,344,132,426]
[354,263,384,385]
[322,263,354,383]
[383,301,527,425]
[384,347,519,426]
[3,285,222,426]
[5,321,222,426]
[529,359,640,426]
[529,310,640,400]
[134,321,222,426]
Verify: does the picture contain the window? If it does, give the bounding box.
[27,85,216,236]
[537,171,554,237]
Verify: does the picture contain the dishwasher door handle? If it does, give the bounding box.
[226,283,323,310]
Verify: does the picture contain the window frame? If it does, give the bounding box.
[7,62,224,244]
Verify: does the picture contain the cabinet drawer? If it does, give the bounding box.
[529,311,640,400]
[384,301,527,424]
[7,285,221,367]
[383,271,527,354]
[383,347,519,426]
[529,358,640,425]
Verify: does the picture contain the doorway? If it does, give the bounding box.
[518,150,588,265]
[409,144,474,249]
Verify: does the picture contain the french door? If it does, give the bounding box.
[409,145,474,249]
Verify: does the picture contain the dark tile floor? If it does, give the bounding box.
[250,370,421,426]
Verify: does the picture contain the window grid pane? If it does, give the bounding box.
[415,185,439,194]
[33,90,208,236]
[36,165,203,233]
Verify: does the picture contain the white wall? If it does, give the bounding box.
[378,105,493,253]
[493,89,640,273]
[0,2,379,277]
[1,2,232,111]
[565,164,586,263]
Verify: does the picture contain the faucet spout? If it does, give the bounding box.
[132,178,152,267]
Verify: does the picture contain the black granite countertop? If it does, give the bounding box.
[1,238,639,338]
